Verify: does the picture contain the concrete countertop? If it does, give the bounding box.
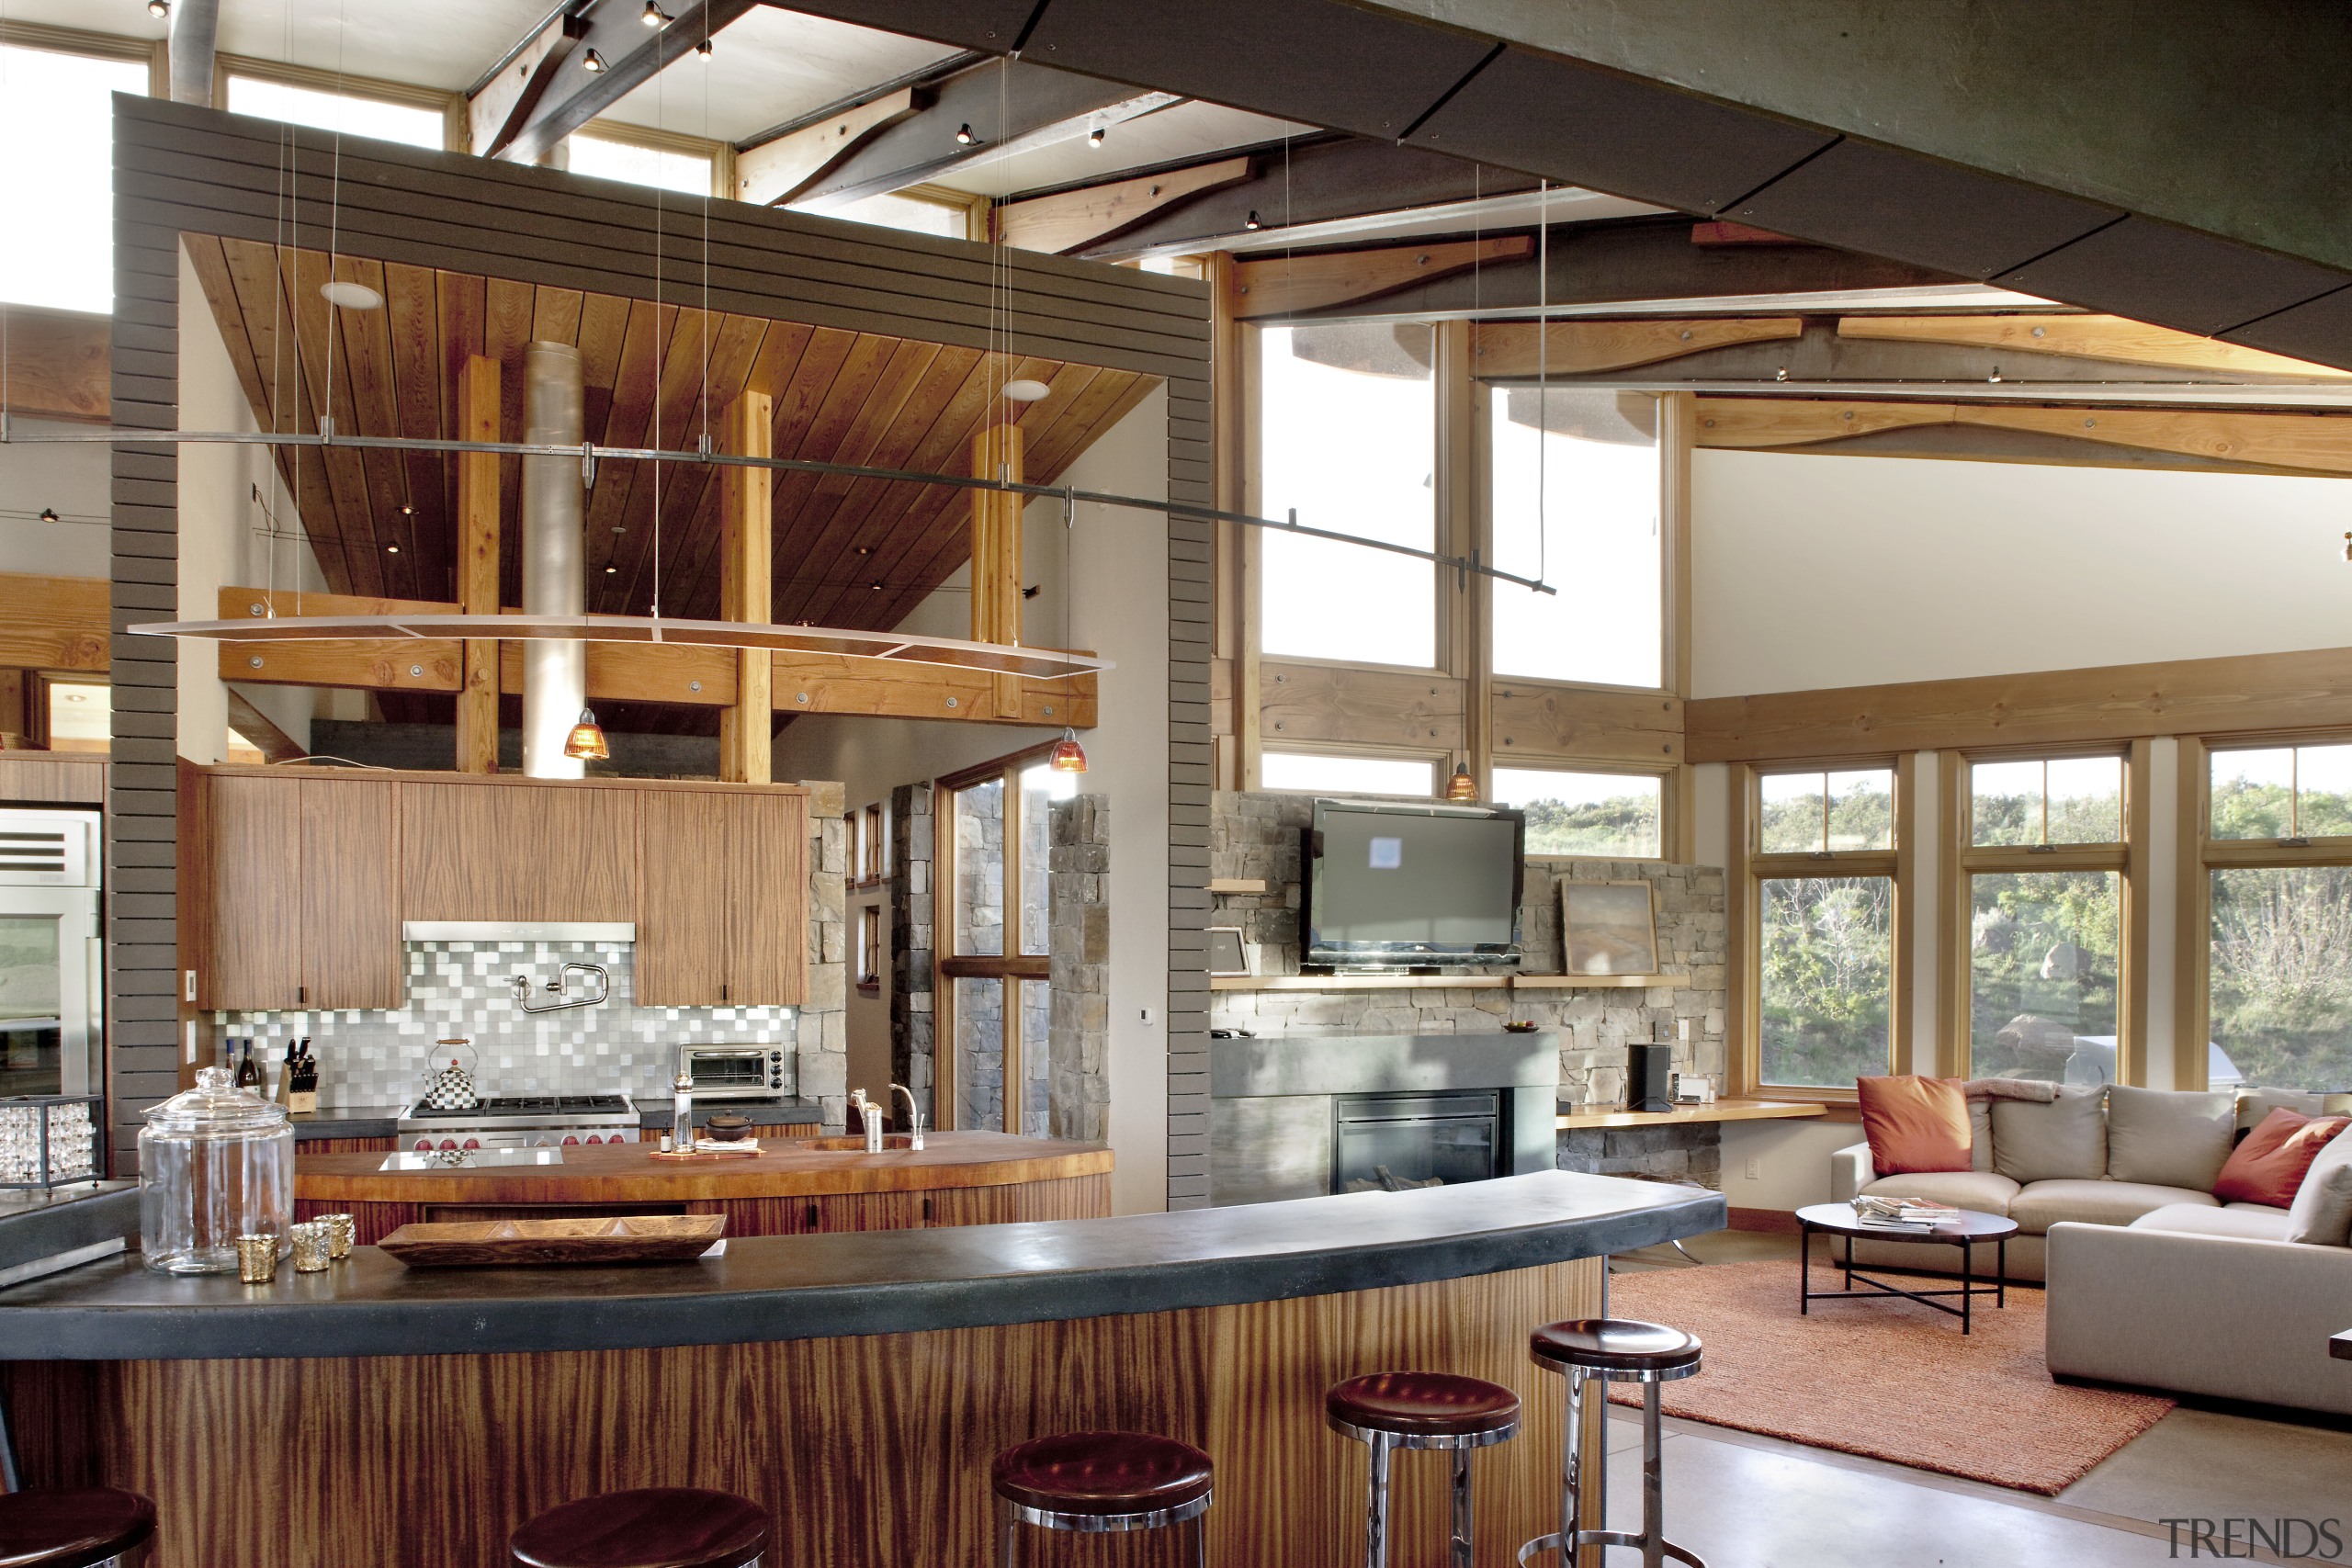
[0,1170,1721,1362]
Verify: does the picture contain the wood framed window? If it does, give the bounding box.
[1489,765,1668,859]
[1736,761,1903,1100]
[855,906,881,991]
[862,802,887,885]
[1946,750,2137,1086]
[0,27,156,314]
[933,744,1076,1134]
[2184,735,2352,1094]
[219,57,455,151]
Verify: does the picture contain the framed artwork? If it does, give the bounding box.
[1560,880,1658,976]
[1205,926,1250,977]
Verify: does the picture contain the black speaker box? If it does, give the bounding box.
[1626,1042,1675,1113]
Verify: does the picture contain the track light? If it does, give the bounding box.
[641,0,670,25]
[955,123,977,146]
[582,48,607,73]
[695,36,712,57]
[1087,127,1104,149]
[2343,532,2350,564]
[148,0,168,17]
[1244,209,1264,231]
[37,507,59,524]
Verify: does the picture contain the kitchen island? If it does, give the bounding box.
[294,1130,1113,1241]
[0,1169,1719,1568]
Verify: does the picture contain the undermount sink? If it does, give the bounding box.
[797,1135,919,1152]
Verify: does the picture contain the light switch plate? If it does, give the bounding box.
[184,969,198,1002]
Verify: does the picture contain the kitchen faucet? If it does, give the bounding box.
[890,1084,925,1150]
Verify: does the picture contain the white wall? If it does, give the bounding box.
[772,388,1172,1213]
[1721,1117,1862,1212]
[0,417,110,580]
[176,243,330,760]
[1692,449,2352,698]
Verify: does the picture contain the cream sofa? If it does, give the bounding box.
[1827,1083,2352,1416]
[1827,1084,2245,1281]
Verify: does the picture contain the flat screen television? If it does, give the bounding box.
[1303,798,1525,969]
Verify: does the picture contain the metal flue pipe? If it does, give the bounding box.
[520,343,586,778]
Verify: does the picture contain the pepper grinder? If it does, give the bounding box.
[672,1071,694,1154]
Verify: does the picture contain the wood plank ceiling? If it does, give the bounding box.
[183,235,1159,728]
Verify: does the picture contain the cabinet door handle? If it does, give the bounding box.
[298,986,306,1005]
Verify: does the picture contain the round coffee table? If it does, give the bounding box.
[1793,1202,2018,1335]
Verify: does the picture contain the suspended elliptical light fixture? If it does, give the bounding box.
[319,280,383,310]
[563,708,610,761]
[1001,378,1051,403]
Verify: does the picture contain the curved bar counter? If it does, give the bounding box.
[0,1171,1722,1568]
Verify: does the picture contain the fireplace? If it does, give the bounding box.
[1332,1090,1502,1193]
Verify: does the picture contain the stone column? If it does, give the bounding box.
[798,781,849,1131]
[1049,794,1111,1143]
[889,783,935,1123]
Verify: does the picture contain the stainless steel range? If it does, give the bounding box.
[394,1094,639,1153]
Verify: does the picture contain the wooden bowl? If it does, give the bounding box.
[703,1112,753,1143]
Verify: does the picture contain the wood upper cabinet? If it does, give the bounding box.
[401,781,637,922]
[300,778,401,1009]
[638,787,807,1006]
[190,772,304,1010]
[187,773,401,1010]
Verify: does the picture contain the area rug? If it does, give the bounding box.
[1602,1259,2173,1495]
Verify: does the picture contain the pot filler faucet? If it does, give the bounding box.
[511,962,612,1014]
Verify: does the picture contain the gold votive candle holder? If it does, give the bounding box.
[321,1213,355,1259]
[236,1234,278,1284]
[290,1220,333,1273]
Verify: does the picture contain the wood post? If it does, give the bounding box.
[719,389,775,784]
[455,355,502,774]
[970,422,1025,718]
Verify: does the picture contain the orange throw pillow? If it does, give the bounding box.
[2213,1109,2350,1207]
[1857,1075,1973,1176]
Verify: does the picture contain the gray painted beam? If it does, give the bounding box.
[490,0,760,166]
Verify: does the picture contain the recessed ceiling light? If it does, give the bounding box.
[320,280,383,310]
[386,544,401,554]
[605,565,618,574]
[1002,378,1051,403]
[399,502,414,516]
[870,582,884,592]
[147,0,168,16]
[582,48,608,73]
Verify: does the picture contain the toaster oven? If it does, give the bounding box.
[679,1044,786,1099]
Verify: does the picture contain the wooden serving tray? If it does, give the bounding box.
[378,1213,726,1268]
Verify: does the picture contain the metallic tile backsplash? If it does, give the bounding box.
[217,941,797,1111]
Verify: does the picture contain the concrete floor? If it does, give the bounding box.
[1590,1230,2352,1564]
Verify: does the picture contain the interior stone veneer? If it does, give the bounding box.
[1207,791,1729,1111]
[889,782,936,1113]
[1050,795,1112,1142]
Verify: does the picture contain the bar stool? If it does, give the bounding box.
[1326,1371,1521,1568]
[1519,1319,1705,1568]
[991,1430,1214,1566]
[0,1487,155,1567]
[509,1488,768,1568]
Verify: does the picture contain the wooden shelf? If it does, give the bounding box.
[1555,1099,1827,1132]
[1208,973,1685,993]
[1207,877,1270,896]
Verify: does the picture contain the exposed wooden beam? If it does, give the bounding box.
[1472,318,1804,378]
[1692,396,2352,476]
[206,587,1093,725]
[1838,314,2352,381]
[481,0,758,166]
[718,389,773,784]
[994,156,1252,254]
[0,307,108,423]
[734,87,919,207]
[791,60,1178,212]
[1687,646,2352,763]
[455,355,502,774]
[1492,683,1684,767]
[0,574,107,672]
[223,687,306,764]
[1233,236,1535,320]
[970,423,1024,719]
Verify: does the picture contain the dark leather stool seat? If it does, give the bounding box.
[1518,1318,1706,1568]
[1327,1372,1521,1568]
[1530,1318,1703,1380]
[1326,1371,1521,1441]
[991,1430,1214,1564]
[0,1487,156,1568]
[992,1430,1214,1519]
[509,1488,768,1568]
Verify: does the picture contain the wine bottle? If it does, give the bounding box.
[233,1039,262,1090]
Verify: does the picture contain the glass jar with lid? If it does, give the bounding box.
[139,1066,295,1274]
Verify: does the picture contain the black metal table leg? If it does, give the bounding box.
[1960,1237,1973,1335]
[1997,1236,2007,1308]
[1800,1221,1811,1314]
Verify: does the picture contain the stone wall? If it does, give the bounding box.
[888,782,935,1121]
[1049,794,1112,1142]
[1208,791,1729,1107]
[799,781,850,1133]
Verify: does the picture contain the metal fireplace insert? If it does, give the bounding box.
[1331,1090,1501,1193]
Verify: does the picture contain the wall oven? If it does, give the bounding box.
[0,809,104,1100]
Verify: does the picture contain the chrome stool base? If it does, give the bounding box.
[1521,1323,1708,1568]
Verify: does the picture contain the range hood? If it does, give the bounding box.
[401,922,636,943]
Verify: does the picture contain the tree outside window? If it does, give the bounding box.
[1750,767,1897,1090]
